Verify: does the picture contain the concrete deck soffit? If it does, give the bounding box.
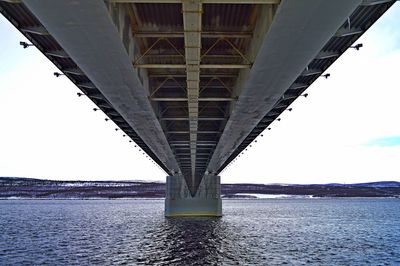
[207,0,363,173]
[22,0,180,173]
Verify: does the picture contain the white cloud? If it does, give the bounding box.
[0,17,165,181]
[221,4,400,184]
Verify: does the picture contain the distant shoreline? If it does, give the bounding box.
[1,177,399,199]
[0,195,400,201]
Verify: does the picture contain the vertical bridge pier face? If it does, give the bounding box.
[165,175,222,217]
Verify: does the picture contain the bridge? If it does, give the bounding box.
[0,0,395,216]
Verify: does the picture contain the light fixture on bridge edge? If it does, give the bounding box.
[53,72,64,77]
[321,73,330,79]
[19,41,33,49]
[350,43,363,50]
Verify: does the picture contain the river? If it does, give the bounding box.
[1,198,399,265]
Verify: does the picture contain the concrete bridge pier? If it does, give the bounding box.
[165,175,222,217]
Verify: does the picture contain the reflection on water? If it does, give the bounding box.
[137,217,225,265]
[1,198,399,265]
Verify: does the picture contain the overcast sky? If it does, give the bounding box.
[1,3,399,184]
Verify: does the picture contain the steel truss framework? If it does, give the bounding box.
[0,0,395,194]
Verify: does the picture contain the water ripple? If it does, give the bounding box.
[0,198,399,265]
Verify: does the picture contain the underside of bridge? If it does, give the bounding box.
[0,0,395,215]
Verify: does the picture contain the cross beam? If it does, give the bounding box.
[167,131,220,134]
[150,97,236,101]
[161,117,226,121]
[134,64,251,69]
[133,31,252,38]
[109,0,279,4]
[148,74,238,78]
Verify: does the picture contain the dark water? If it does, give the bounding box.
[0,198,399,265]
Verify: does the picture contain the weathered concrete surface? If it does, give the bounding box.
[165,175,222,217]
[22,0,180,174]
[207,0,362,173]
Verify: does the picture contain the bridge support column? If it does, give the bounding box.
[165,175,222,217]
